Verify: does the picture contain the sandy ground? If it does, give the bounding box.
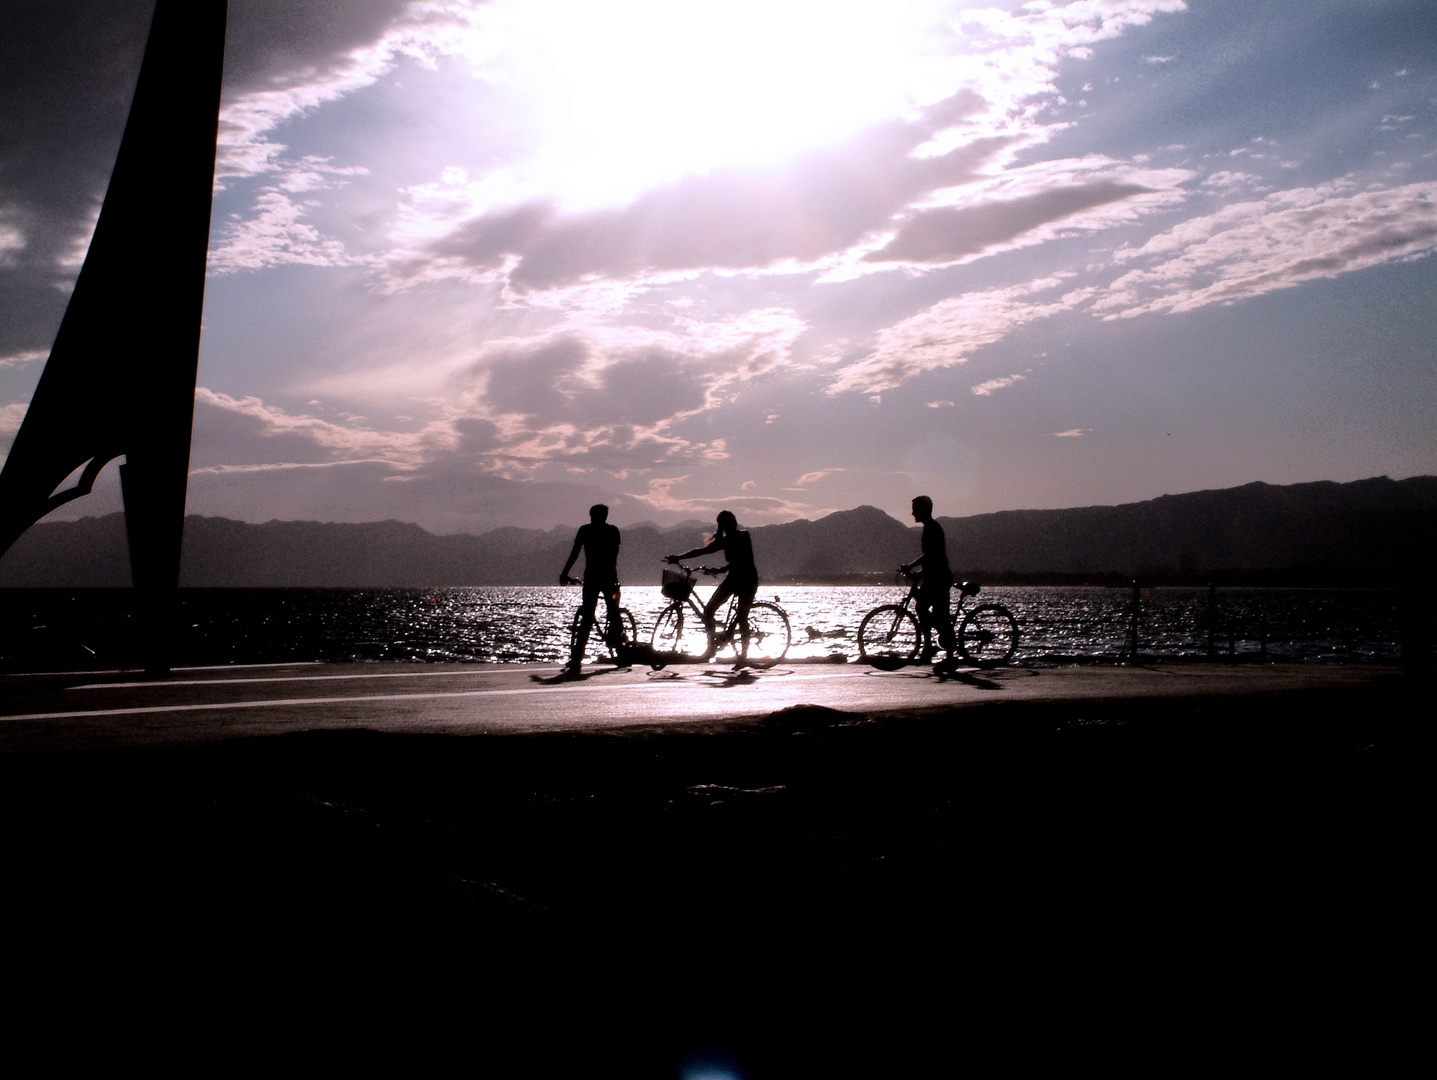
[0,660,1417,1072]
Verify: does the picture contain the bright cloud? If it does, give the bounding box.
[1097,180,1437,317]
[971,373,1027,396]
[0,401,26,435]
[0,349,46,370]
[626,474,813,521]
[193,387,441,468]
[829,279,1092,395]
[0,208,23,266]
[217,1,487,180]
[12,0,1435,533]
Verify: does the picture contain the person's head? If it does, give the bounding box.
[589,504,609,523]
[911,495,933,522]
[714,510,738,539]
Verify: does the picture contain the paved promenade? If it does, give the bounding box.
[0,656,1398,750]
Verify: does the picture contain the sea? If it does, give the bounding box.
[0,584,1407,672]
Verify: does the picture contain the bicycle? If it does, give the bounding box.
[650,562,791,666]
[857,569,1018,669]
[563,578,637,666]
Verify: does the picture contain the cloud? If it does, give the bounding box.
[0,206,24,266]
[217,1,485,180]
[0,349,46,370]
[0,401,26,435]
[1052,428,1090,437]
[1201,170,1268,193]
[861,155,1190,267]
[867,180,1158,265]
[210,188,364,272]
[828,178,1437,397]
[192,387,441,469]
[794,469,841,486]
[1097,180,1437,318]
[396,115,1011,291]
[184,456,619,533]
[193,304,808,491]
[379,1,1196,294]
[829,279,1093,395]
[625,475,812,523]
[971,374,1027,396]
[448,308,809,474]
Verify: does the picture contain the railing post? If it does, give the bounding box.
[1207,583,1216,658]
[1126,578,1141,662]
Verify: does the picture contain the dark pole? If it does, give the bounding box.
[0,1,229,675]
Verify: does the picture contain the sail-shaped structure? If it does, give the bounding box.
[0,1,228,672]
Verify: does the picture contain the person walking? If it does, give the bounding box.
[666,510,759,667]
[901,495,958,669]
[560,504,623,674]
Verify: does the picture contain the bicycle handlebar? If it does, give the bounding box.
[664,561,724,577]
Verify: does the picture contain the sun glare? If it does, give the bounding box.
[476,0,967,210]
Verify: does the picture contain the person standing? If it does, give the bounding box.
[901,495,957,668]
[560,504,623,674]
[666,510,759,667]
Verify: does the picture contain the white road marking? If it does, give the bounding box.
[1,660,326,681]
[74,666,546,690]
[1,668,871,723]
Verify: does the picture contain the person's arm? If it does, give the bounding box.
[668,539,721,563]
[560,532,584,583]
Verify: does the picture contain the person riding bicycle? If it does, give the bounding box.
[561,503,623,674]
[666,510,758,667]
[901,495,958,669]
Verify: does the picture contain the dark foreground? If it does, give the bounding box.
[2,672,1417,1073]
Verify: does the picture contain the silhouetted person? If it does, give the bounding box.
[902,495,957,668]
[667,510,758,667]
[561,504,623,673]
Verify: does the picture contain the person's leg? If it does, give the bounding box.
[571,583,599,667]
[703,578,737,658]
[924,584,957,660]
[914,592,936,659]
[734,585,756,664]
[603,584,623,645]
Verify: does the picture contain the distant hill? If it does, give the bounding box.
[1,476,1433,587]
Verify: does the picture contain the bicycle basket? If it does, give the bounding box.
[661,568,694,600]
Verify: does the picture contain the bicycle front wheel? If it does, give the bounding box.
[738,601,790,662]
[595,607,638,661]
[958,604,1018,668]
[651,604,708,659]
[858,605,920,666]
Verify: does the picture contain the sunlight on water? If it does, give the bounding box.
[0,584,1406,670]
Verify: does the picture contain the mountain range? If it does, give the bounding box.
[1,476,1433,588]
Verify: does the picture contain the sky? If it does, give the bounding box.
[1,0,1435,533]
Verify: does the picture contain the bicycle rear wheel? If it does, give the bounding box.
[736,601,790,662]
[598,607,637,661]
[858,605,920,667]
[958,604,1018,668]
[570,605,638,664]
[651,604,708,660]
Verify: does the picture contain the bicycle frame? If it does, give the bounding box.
[653,563,791,664]
[893,571,973,646]
[663,564,738,635]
